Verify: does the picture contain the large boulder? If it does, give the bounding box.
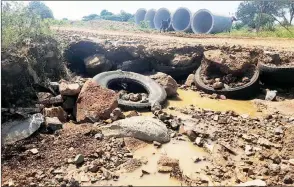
[76,80,118,122]
[83,54,113,76]
[99,116,170,143]
[147,72,178,97]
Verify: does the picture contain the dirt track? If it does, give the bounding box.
[53,26,294,51]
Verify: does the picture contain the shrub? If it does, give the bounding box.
[1,2,52,48]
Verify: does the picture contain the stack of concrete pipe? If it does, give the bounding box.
[135,8,233,34]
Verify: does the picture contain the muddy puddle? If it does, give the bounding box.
[99,138,211,186]
[142,89,261,117]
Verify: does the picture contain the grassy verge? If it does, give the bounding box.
[217,26,294,38]
[1,2,52,48]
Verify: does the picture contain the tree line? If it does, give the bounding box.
[236,1,294,31]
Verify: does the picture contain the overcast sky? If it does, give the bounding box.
[23,1,242,20]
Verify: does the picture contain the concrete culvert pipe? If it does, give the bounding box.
[135,8,147,25]
[154,8,173,30]
[144,9,156,29]
[191,9,232,34]
[172,7,192,32]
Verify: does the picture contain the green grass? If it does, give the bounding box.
[217,26,294,38]
[1,2,53,48]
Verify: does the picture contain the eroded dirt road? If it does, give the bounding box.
[53,26,294,51]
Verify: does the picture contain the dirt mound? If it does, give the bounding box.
[259,50,294,67]
[200,49,258,88]
[1,36,69,107]
[1,123,132,186]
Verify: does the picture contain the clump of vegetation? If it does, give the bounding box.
[219,0,294,38]
[1,1,52,47]
[82,9,134,22]
[139,20,150,29]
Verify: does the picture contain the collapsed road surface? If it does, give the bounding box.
[2,27,294,187]
[52,26,294,52]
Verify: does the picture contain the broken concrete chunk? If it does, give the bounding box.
[1,113,44,144]
[185,74,195,86]
[43,106,67,122]
[99,116,170,143]
[45,117,63,131]
[59,82,81,96]
[265,89,277,101]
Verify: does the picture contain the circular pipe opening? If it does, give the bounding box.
[153,8,171,30]
[135,8,147,25]
[191,9,214,34]
[144,9,156,29]
[172,7,191,31]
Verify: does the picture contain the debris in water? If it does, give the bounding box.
[265,89,277,101]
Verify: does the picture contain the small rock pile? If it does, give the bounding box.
[119,90,148,103]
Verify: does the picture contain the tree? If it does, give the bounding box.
[28,1,54,19]
[236,1,258,28]
[82,14,100,21]
[236,0,294,31]
[119,10,133,22]
[100,9,113,16]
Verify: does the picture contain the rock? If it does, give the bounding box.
[268,164,280,174]
[283,175,293,184]
[213,115,219,121]
[210,93,218,99]
[94,133,104,140]
[245,145,254,156]
[55,175,64,182]
[192,155,204,163]
[186,130,197,141]
[88,161,100,173]
[110,108,125,121]
[43,107,67,122]
[194,137,204,146]
[129,93,141,102]
[100,167,113,180]
[148,72,178,97]
[121,94,130,100]
[153,141,161,148]
[140,93,149,103]
[215,78,221,82]
[29,148,39,154]
[49,82,59,92]
[59,82,81,96]
[1,113,44,144]
[236,179,266,186]
[219,95,226,100]
[45,117,62,132]
[274,126,283,135]
[74,154,84,165]
[242,77,250,83]
[157,156,179,173]
[76,80,118,122]
[257,137,272,147]
[289,159,294,165]
[84,54,112,76]
[37,93,63,105]
[99,116,170,143]
[212,82,224,89]
[151,102,162,112]
[62,96,76,110]
[125,111,140,118]
[265,89,277,101]
[185,74,195,86]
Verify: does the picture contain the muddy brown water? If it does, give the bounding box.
[98,138,211,186]
[113,89,260,186]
